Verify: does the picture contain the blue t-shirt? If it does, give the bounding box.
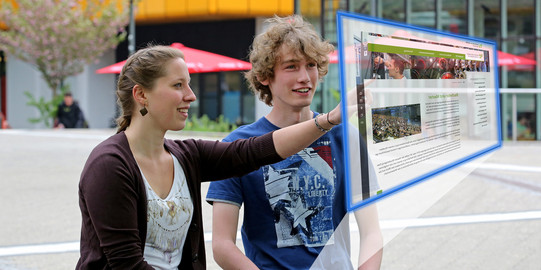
[206,114,353,269]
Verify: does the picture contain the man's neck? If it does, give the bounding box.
[265,107,313,128]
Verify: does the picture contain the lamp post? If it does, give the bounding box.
[128,0,135,56]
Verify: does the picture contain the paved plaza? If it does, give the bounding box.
[0,128,540,270]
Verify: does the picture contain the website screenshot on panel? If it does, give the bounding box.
[336,12,501,211]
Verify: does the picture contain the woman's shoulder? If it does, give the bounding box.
[80,133,136,186]
[86,132,132,163]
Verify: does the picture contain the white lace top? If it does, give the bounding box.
[140,154,193,269]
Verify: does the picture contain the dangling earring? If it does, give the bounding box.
[139,106,148,116]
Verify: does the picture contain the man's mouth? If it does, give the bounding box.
[293,88,310,93]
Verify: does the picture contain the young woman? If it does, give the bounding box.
[76,45,341,270]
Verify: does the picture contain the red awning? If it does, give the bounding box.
[328,45,357,64]
[96,43,252,74]
[497,50,537,66]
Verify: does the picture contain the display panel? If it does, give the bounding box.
[337,11,502,211]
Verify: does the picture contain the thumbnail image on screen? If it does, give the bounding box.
[372,104,422,144]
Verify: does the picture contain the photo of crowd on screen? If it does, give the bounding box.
[370,52,490,80]
[372,104,422,144]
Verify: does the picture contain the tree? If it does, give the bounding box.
[0,0,131,96]
[0,0,132,126]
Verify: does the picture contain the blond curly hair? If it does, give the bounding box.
[245,15,334,106]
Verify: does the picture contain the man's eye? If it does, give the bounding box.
[174,83,182,88]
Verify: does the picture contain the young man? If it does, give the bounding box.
[206,15,382,269]
[55,92,87,128]
[385,56,406,80]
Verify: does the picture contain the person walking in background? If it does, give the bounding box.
[76,44,344,269]
[206,15,383,270]
[55,92,87,128]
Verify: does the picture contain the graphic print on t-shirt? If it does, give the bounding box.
[263,140,335,248]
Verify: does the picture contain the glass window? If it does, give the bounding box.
[501,93,513,140]
[188,73,200,119]
[241,85,255,124]
[381,0,405,22]
[507,0,534,36]
[474,1,499,38]
[442,0,467,34]
[222,72,243,125]
[505,0,535,88]
[318,63,340,113]
[298,0,322,34]
[322,0,347,42]
[349,0,371,15]
[506,37,536,88]
[411,0,435,29]
[506,1,536,140]
[516,94,536,140]
[201,73,219,120]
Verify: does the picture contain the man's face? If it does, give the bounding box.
[64,95,74,106]
[260,45,319,111]
[374,56,383,67]
[385,59,400,79]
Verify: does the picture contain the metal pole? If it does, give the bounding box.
[467,0,474,36]
[512,93,517,141]
[435,0,442,30]
[534,1,541,141]
[320,0,325,39]
[405,0,411,24]
[128,0,136,56]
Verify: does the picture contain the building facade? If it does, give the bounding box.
[0,0,293,129]
[299,0,540,141]
[1,0,539,141]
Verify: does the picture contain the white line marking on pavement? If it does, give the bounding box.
[377,210,541,230]
[474,163,541,173]
[1,210,540,257]
[0,129,113,140]
[0,242,79,257]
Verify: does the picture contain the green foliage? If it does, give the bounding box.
[24,85,70,127]
[329,88,341,103]
[184,114,238,133]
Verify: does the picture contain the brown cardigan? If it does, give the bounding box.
[76,131,282,269]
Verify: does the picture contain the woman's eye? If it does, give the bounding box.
[308,63,317,68]
[174,83,182,88]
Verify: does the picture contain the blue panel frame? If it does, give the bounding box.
[336,11,502,212]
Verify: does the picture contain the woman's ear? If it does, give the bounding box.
[132,85,147,105]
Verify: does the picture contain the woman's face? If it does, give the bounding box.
[146,57,196,131]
